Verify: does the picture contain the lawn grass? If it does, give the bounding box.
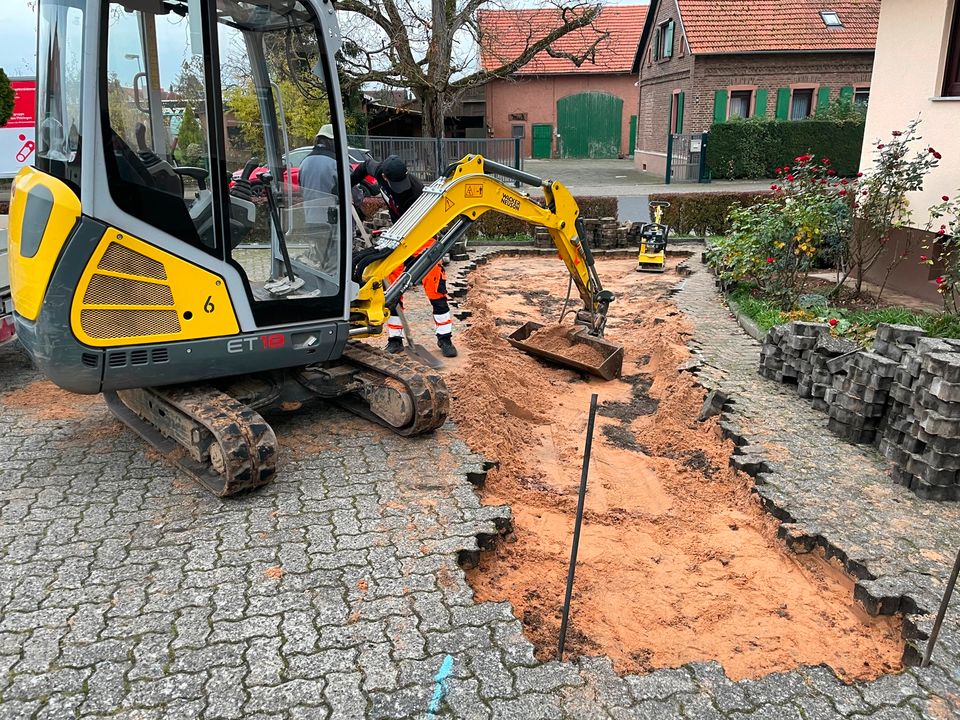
[728,286,960,343]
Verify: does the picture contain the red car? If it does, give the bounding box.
[231,146,380,197]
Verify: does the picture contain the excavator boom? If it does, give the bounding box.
[350,155,616,343]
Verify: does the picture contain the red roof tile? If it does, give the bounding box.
[677,0,880,55]
[478,5,649,75]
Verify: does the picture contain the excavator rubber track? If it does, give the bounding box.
[337,340,450,436]
[104,386,277,497]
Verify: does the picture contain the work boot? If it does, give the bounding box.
[437,334,458,358]
[386,337,404,354]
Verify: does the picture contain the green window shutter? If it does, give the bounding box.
[663,20,675,58]
[816,86,831,116]
[754,88,768,118]
[775,88,791,120]
[676,91,685,133]
[668,92,675,134]
[653,27,661,61]
[713,90,728,124]
[839,85,854,103]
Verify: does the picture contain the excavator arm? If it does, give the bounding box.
[350,154,615,336]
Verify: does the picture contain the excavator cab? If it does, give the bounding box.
[16,0,352,398]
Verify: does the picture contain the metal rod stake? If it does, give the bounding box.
[922,546,960,667]
[558,393,599,662]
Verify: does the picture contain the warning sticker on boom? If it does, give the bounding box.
[464,184,483,198]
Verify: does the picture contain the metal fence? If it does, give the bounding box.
[665,132,710,184]
[347,135,523,183]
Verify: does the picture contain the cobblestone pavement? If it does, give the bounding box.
[1,250,959,719]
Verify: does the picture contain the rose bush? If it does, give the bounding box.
[707,153,850,308]
[925,194,960,312]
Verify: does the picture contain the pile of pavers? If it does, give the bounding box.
[809,335,858,411]
[759,321,830,385]
[880,338,960,500]
[758,320,960,500]
[825,350,898,444]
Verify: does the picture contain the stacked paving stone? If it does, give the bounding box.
[759,321,830,385]
[826,351,899,444]
[880,338,960,500]
[808,335,858,411]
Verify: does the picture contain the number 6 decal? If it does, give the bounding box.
[204,296,215,313]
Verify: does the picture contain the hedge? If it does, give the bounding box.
[648,192,771,237]
[706,119,865,179]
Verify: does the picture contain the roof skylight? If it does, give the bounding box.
[820,10,843,27]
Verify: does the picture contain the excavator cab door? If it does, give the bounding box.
[91,0,351,328]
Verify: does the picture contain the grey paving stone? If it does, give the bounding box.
[491,693,564,719]
[625,668,696,701]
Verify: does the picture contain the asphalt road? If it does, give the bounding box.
[520,158,772,222]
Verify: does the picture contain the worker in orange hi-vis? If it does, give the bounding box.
[352,154,457,358]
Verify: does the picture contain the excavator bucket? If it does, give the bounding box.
[506,321,623,380]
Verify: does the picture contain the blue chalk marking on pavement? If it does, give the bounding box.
[425,654,454,718]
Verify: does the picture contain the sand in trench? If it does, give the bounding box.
[448,256,904,682]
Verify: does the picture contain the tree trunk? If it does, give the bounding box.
[420,88,446,139]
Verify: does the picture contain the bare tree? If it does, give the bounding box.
[335,0,607,138]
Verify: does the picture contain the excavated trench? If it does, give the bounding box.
[444,254,904,682]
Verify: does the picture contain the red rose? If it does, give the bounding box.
[938,228,947,236]
[839,189,848,196]
[828,169,837,176]
[775,167,782,174]
[920,255,928,261]
[786,174,795,182]
[767,257,775,263]
[891,131,902,137]
[934,151,942,160]
[840,178,849,185]
[929,147,936,154]
[936,277,945,284]
[783,166,791,172]
[828,318,838,327]
[857,172,864,178]
[944,196,951,202]
[822,158,831,165]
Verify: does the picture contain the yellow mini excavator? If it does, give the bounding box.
[9,0,618,495]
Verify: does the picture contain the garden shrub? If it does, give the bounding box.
[706,119,865,179]
[649,192,771,236]
[0,69,13,128]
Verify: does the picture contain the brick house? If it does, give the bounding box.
[858,0,960,304]
[632,0,879,176]
[479,6,647,159]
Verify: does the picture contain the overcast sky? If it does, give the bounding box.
[0,2,37,78]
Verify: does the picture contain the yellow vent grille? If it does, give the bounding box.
[83,274,175,306]
[98,242,167,280]
[80,309,181,339]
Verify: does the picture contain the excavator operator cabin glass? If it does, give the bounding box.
[36,0,85,191]
[99,0,347,327]
[215,0,344,305]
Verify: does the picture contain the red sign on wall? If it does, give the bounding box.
[1,79,37,177]
[5,81,37,130]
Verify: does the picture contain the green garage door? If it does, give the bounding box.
[557,92,623,159]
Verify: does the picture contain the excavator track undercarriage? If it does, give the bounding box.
[104,342,448,496]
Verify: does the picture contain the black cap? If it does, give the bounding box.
[378,155,411,192]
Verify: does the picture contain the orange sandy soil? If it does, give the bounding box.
[445,256,904,682]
